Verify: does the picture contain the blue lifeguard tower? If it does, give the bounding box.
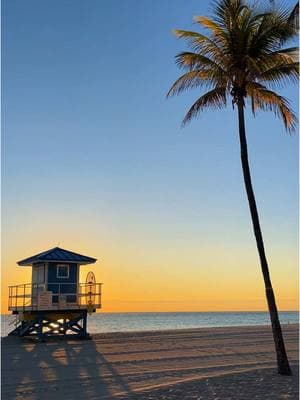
[8,247,102,340]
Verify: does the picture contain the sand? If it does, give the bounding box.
[1,324,298,400]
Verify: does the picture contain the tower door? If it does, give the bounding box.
[32,264,46,305]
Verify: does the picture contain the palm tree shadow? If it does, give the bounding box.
[1,335,134,400]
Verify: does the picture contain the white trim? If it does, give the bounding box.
[39,264,45,283]
[45,263,48,285]
[32,263,46,284]
[56,264,70,279]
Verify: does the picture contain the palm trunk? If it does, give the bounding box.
[237,97,291,376]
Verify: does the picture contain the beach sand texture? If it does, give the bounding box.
[1,324,298,400]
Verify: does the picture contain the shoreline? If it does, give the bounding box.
[2,323,298,338]
[87,322,299,338]
[2,312,298,337]
[2,323,298,399]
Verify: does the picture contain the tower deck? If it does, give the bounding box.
[8,282,102,313]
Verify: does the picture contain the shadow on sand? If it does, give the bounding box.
[1,335,135,400]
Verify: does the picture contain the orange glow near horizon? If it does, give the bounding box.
[1,230,298,314]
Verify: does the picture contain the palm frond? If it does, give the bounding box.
[246,82,297,132]
[182,87,227,125]
[167,71,219,97]
[175,51,226,73]
[213,0,248,24]
[287,2,299,31]
[246,49,299,80]
[258,62,299,87]
[172,29,223,58]
[194,16,226,39]
[272,47,299,57]
[249,7,297,55]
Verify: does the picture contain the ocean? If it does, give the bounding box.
[1,311,298,337]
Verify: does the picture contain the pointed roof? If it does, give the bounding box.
[17,247,97,266]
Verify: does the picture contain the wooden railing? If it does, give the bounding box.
[8,282,102,311]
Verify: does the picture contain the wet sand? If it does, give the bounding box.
[1,324,298,399]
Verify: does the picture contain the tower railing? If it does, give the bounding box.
[8,282,102,312]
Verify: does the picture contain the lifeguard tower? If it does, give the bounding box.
[8,247,102,340]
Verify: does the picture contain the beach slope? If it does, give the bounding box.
[1,324,298,399]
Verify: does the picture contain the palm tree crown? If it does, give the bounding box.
[167,0,298,132]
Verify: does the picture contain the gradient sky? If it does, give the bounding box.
[2,0,298,313]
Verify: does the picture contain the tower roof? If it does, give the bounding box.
[17,247,97,266]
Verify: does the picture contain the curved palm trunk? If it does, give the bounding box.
[237,97,292,376]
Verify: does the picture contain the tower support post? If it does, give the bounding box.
[8,310,90,340]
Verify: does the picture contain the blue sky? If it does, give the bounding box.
[2,0,298,311]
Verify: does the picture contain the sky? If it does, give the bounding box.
[1,0,298,313]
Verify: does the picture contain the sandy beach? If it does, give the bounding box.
[1,324,298,400]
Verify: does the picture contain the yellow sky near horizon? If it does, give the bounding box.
[1,227,298,314]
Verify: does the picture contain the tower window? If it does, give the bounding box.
[57,264,69,278]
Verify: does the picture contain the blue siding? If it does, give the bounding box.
[47,262,78,283]
[47,262,78,303]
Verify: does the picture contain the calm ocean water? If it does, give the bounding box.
[1,311,298,337]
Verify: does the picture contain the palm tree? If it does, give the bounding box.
[167,0,298,375]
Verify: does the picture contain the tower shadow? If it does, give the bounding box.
[1,335,135,400]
